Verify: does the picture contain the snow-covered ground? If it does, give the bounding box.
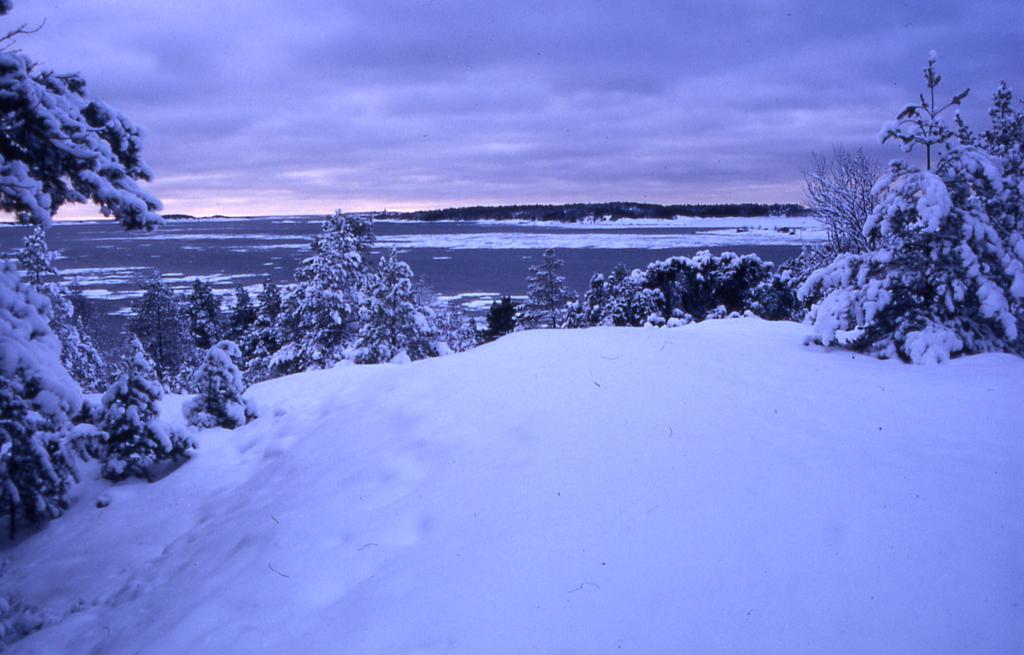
[3,319,1021,654]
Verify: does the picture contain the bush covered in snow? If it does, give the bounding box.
[184,340,255,429]
[801,55,1024,363]
[99,338,194,482]
[566,264,662,328]
[0,591,47,650]
[569,251,796,329]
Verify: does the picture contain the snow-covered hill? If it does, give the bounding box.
[3,319,1022,654]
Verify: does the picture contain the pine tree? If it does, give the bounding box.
[226,284,258,343]
[128,274,192,384]
[44,285,108,391]
[100,337,194,482]
[980,84,1024,251]
[0,260,80,538]
[801,55,1024,363]
[15,226,55,286]
[0,2,162,229]
[522,249,575,329]
[432,300,478,353]
[575,273,610,327]
[0,0,163,537]
[16,227,107,391]
[185,278,222,351]
[184,340,255,429]
[241,279,284,382]
[483,296,517,342]
[273,211,375,375]
[355,249,439,364]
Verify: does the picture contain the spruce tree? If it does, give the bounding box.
[0,261,80,538]
[355,249,439,364]
[184,340,255,429]
[273,211,375,374]
[483,296,517,341]
[801,54,1024,363]
[100,337,193,482]
[522,249,575,329]
[128,274,192,384]
[185,278,222,351]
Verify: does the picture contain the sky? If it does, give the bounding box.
[11,0,1024,217]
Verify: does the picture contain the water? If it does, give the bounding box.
[0,216,814,322]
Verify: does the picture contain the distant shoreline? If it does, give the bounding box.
[162,202,810,223]
[0,202,812,226]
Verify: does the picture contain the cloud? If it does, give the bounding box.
[9,0,1023,216]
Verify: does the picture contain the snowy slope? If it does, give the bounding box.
[3,319,1022,654]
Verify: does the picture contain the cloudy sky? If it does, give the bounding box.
[13,0,1024,216]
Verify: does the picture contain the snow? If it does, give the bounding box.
[378,215,821,231]
[376,227,822,250]
[3,319,1022,654]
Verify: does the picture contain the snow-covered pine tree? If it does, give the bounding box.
[272,211,375,375]
[522,248,575,329]
[241,279,283,382]
[226,284,258,343]
[185,278,222,350]
[44,284,108,392]
[184,340,255,429]
[0,260,80,538]
[16,227,107,391]
[482,296,517,342]
[1,0,165,535]
[0,3,162,230]
[979,83,1024,347]
[431,300,478,353]
[15,226,54,285]
[99,337,193,482]
[355,249,439,364]
[801,54,1024,363]
[128,274,193,384]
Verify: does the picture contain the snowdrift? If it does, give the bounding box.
[3,319,1022,654]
